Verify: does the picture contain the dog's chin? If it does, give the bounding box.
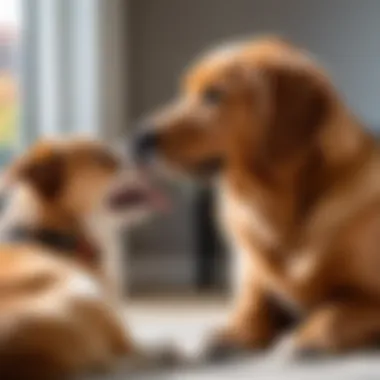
[113,208,154,228]
[104,202,161,231]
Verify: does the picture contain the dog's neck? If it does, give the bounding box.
[0,185,99,266]
[6,226,98,263]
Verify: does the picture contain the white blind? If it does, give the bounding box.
[21,0,128,144]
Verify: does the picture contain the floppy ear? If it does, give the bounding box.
[12,144,66,200]
[260,64,330,162]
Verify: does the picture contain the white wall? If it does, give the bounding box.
[129,0,380,289]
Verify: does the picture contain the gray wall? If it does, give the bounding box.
[129,0,380,289]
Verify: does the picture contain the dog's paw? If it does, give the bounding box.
[192,330,255,364]
[270,333,328,362]
[199,340,242,363]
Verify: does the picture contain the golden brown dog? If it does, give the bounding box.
[0,139,167,379]
[133,37,380,357]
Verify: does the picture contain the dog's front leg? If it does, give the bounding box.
[202,259,281,360]
[273,299,380,358]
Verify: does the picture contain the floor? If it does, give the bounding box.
[87,296,380,380]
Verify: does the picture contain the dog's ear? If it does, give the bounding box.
[261,64,330,161]
[13,143,66,200]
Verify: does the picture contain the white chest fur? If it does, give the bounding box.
[217,181,277,295]
[217,181,277,249]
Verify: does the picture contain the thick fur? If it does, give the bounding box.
[136,37,380,355]
[0,140,147,379]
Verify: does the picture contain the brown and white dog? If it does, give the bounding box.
[132,37,380,357]
[0,139,167,379]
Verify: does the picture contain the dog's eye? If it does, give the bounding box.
[202,87,223,105]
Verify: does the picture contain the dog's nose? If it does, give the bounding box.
[131,128,160,164]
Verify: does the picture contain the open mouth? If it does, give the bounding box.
[107,181,168,212]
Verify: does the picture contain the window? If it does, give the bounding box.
[0,1,128,169]
[0,0,21,167]
[0,0,129,291]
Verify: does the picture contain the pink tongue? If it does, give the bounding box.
[138,169,171,212]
